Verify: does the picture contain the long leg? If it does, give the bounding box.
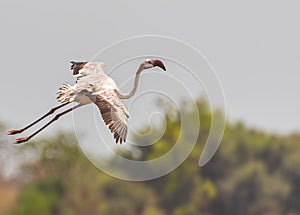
[8,102,70,135]
[13,104,82,144]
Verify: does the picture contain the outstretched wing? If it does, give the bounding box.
[73,61,106,77]
[70,62,127,143]
[94,91,129,144]
[73,62,107,93]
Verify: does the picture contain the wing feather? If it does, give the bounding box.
[94,92,129,144]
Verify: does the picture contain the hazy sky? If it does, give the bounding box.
[1,0,299,140]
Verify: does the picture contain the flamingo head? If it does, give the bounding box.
[143,59,166,71]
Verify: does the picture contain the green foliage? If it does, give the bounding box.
[13,180,63,215]
[0,122,4,131]
[2,98,300,215]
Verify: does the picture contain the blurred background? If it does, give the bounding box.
[1,1,300,215]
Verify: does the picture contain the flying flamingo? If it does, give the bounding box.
[8,59,166,144]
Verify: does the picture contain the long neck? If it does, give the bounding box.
[117,65,144,99]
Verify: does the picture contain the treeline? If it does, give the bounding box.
[0,99,300,215]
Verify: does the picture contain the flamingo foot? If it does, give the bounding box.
[14,137,29,144]
[7,129,22,135]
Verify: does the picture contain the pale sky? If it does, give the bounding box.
[1,0,299,140]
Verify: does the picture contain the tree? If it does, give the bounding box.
[3,98,300,215]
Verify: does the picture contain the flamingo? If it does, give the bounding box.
[8,59,166,144]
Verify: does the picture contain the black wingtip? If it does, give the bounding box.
[69,61,88,75]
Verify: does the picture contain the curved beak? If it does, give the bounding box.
[151,59,166,71]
